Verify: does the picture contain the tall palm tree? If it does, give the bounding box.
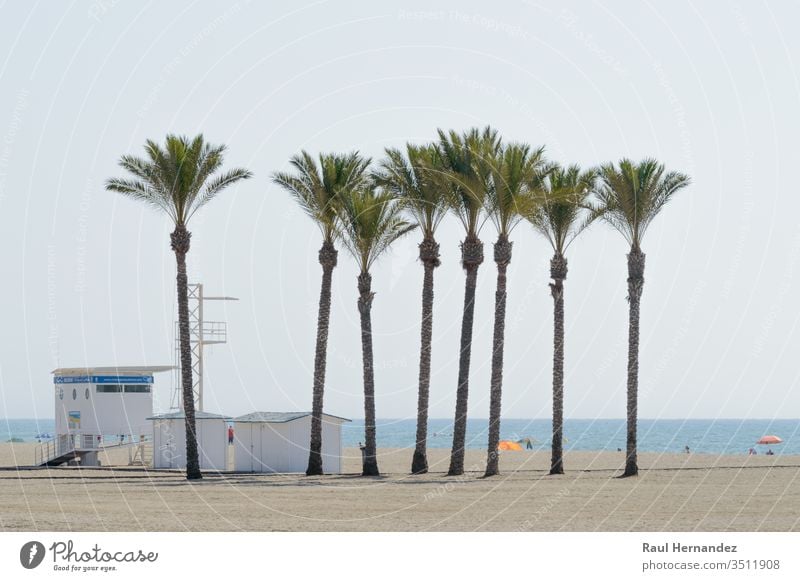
[436,127,501,476]
[272,152,371,476]
[106,134,252,480]
[337,186,415,476]
[374,144,448,474]
[483,142,548,477]
[594,158,690,477]
[526,164,597,475]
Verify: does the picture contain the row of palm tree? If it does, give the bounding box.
[106,128,689,481]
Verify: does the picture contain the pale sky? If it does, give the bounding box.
[1,0,799,421]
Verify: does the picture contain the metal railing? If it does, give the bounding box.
[35,433,98,466]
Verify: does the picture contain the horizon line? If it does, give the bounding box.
[4,416,800,422]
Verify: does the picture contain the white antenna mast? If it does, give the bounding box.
[172,283,238,412]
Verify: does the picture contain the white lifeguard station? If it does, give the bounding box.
[232,412,350,474]
[37,366,173,467]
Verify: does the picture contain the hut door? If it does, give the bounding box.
[256,424,263,472]
[250,424,256,472]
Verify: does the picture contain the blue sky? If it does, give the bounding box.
[1,0,799,420]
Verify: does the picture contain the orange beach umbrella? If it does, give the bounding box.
[498,440,523,451]
[756,435,783,445]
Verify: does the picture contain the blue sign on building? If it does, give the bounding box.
[54,375,154,384]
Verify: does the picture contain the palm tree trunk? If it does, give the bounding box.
[306,241,337,476]
[484,236,512,477]
[549,253,568,475]
[623,247,645,477]
[448,235,484,476]
[357,272,380,476]
[411,237,440,475]
[171,225,201,481]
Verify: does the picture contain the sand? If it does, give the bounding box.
[1,442,799,531]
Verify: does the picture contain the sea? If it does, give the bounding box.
[4,417,800,455]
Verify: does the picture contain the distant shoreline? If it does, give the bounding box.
[6,417,800,421]
[4,417,797,455]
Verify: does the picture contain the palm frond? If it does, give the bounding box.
[105,177,179,222]
[272,151,371,243]
[106,134,250,226]
[373,143,448,239]
[524,163,598,254]
[594,158,690,248]
[337,187,416,273]
[187,142,225,201]
[434,126,501,236]
[187,167,253,220]
[485,142,549,236]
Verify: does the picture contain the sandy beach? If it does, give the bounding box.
[1,443,799,532]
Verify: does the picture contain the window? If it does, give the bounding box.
[72,388,77,400]
[85,388,90,399]
[94,384,150,393]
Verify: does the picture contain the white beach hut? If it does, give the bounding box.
[233,412,350,474]
[149,411,230,470]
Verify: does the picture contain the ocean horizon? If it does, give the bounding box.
[4,417,799,455]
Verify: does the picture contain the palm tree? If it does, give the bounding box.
[106,134,252,480]
[594,159,690,477]
[483,142,548,477]
[337,185,415,476]
[436,127,501,476]
[374,144,447,474]
[525,164,597,475]
[272,152,371,476]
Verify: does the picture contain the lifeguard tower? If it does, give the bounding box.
[37,366,172,466]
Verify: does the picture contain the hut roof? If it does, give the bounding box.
[53,366,174,375]
[233,411,351,424]
[147,411,232,421]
